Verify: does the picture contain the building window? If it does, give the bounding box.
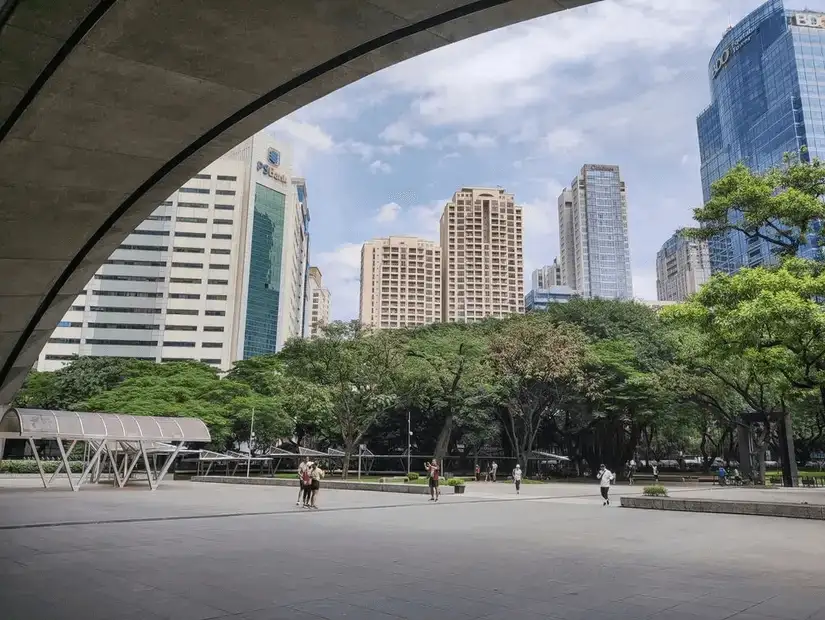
[212,234,232,240]
[86,339,158,346]
[173,247,205,254]
[210,249,230,255]
[175,232,207,239]
[164,325,198,331]
[106,259,166,267]
[177,202,208,209]
[215,189,235,196]
[87,323,158,330]
[119,244,167,252]
[214,204,235,211]
[92,290,164,298]
[193,174,211,180]
[179,187,210,194]
[206,294,227,301]
[169,293,200,299]
[133,229,170,236]
[213,219,233,225]
[202,342,223,348]
[177,217,208,224]
[200,358,222,364]
[166,309,199,316]
[203,326,225,332]
[48,338,80,344]
[57,321,83,327]
[217,175,237,181]
[207,279,228,285]
[163,341,196,347]
[171,262,204,269]
[146,215,172,222]
[205,310,226,317]
[88,307,162,314]
[45,355,77,361]
[95,274,164,282]
[169,277,202,284]
[70,305,86,311]
[209,263,230,270]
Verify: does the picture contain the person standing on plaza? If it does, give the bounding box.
[718,464,727,486]
[301,461,313,507]
[597,464,615,506]
[512,463,523,494]
[652,462,659,483]
[309,462,324,508]
[491,460,498,482]
[425,458,440,501]
[297,456,310,506]
[475,463,481,482]
[628,459,637,486]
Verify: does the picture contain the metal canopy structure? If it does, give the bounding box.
[0,408,210,491]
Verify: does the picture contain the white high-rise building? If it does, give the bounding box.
[656,233,711,301]
[37,132,309,371]
[359,236,441,329]
[557,165,633,299]
[440,187,524,322]
[304,267,331,337]
[531,259,562,291]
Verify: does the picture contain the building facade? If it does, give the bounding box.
[698,0,825,273]
[304,267,331,337]
[359,236,442,329]
[656,233,712,301]
[557,165,633,299]
[524,285,578,311]
[37,132,309,371]
[440,187,524,322]
[531,259,562,291]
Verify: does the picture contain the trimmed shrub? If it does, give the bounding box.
[407,472,420,481]
[446,477,464,487]
[0,459,84,474]
[643,484,668,497]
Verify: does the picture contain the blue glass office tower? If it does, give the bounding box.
[697,0,825,273]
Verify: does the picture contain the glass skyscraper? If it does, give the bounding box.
[697,0,825,273]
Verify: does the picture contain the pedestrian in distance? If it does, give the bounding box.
[717,464,727,486]
[301,461,313,507]
[425,458,440,502]
[297,456,310,506]
[512,463,522,494]
[652,462,659,483]
[474,463,481,482]
[309,462,324,508]
[597,464,615,506]
[491,460,498,483]
[628,459,637,486]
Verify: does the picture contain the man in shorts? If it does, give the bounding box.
[512,463,523,494]
[425,459,440,502]
[297,457,309,506]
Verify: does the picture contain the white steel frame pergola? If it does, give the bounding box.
[0,408,210,492]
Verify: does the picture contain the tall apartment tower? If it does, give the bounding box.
[304,267,331,337]
[557,165,633,299]
[531,259,562,290]
[359,236,442,329]
[440,187,524,322]
[37,132,309,371]
[656,233,711,301]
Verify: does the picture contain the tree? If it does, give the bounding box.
[683,154,825,259]
[401,323,490,461]
[487,313,586,471]
[279,321,404,477]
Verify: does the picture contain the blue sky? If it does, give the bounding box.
[270,0,825,321]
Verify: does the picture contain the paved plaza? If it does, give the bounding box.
[1,480,824,620]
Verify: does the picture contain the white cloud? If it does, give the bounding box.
[544,128,585,153]
[379,120,428,147]
[454,132,497,148]
[316,243,364,322]
[633,269,659,301]
[271,117,334,151]
[369,160,392,174]
[374,202,401,223]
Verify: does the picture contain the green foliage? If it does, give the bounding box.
[0,460,83,474]
[642,484,668,497]
[406,472,419,481]
[446,477,464,486]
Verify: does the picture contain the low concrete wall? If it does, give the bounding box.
[621,496,825,520]
[192,476,432,495]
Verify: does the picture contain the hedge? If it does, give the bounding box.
[0,459,84,474]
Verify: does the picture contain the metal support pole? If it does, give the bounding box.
[153,443,183,488]
[76,441,107,488]
[28,438,47,489]
[247,408,255,478]
[407,411,411,475]
[56,439,76,492]
[48,439,77,485]
[139,441,156,491]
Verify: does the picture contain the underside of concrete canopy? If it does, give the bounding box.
[0,0,600,403]
[0,408,210,490]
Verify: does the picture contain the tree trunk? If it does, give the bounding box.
[433,414,453,462]
[342,441,354,479]
[778,410,799,487]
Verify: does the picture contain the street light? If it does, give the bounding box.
[407,411,412,475]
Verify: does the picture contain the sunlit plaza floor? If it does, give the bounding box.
[1,479,823,619]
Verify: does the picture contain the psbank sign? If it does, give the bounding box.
[712,31,754,78]
[256,148,287,183]
[793,12,825,28]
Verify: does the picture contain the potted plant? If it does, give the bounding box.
[447,477,466,494]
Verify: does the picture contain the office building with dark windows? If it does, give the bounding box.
[698,0,825,273]
[37,133,310,371]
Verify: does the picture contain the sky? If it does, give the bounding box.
[269,0,825,322]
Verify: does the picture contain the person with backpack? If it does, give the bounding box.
[297,457,310,506]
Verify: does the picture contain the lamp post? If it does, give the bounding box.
[407,411,411,475]
[246,408,255,478]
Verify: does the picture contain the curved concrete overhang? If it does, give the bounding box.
[0,0,599,402]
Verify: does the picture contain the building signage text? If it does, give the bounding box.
[712,32,754,79]
[256,147,287,183]
[794,12,825,28]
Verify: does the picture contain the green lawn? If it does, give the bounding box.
[766,470,825,479]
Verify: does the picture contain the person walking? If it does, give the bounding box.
[297,456,310,506]
[425,458,440,501]
[309,462,324,508]
[651,462,659,483]
[474,463,481,482]
[512,463,523,494]
[301,461,313,507]
[597,464,615,506]
[628,460,637,486]
[491,461,498,483]
[717,464,727,486]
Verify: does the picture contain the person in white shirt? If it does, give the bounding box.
[597,464,615,506]
[297,457,309,506]
[512,464,523,494]
[491,461,498,482]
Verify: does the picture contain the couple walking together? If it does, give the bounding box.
[297,458,324,508]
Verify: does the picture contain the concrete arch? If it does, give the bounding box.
[0,0,598,402]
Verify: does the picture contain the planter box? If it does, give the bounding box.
[453,485,466,494]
